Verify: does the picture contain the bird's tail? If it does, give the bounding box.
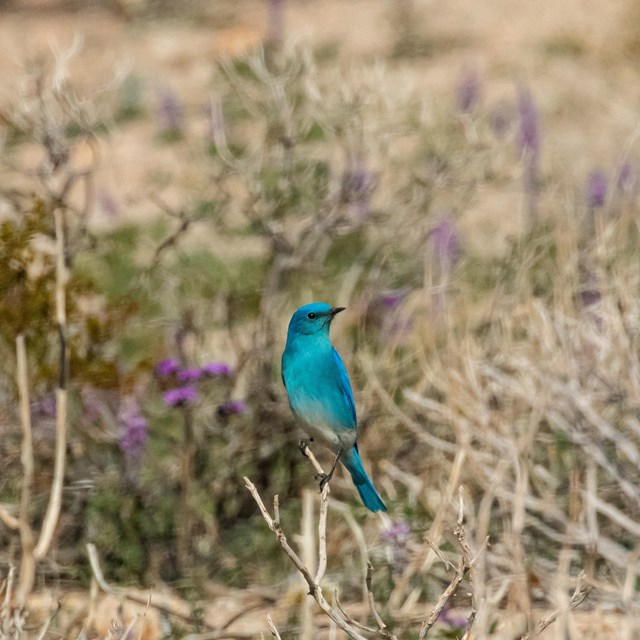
[342,447,387,512]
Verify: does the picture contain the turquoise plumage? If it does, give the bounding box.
[281,302,387,512]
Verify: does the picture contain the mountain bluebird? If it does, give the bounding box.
[281,302,387,512]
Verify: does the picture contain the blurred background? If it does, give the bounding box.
[1,0,640,638]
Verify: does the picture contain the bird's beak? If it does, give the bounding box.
[329,306,346,318]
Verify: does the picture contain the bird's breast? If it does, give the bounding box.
[282,342,357,446]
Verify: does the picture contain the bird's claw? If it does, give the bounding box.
[298,438,313,456]
[315,472,331,492]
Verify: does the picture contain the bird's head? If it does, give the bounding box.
[287,302,345,338]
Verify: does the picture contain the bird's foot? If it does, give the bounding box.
[298,438,314,456]
[315,472,333,492]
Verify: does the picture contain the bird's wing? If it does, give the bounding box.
[281,352,287,389]
[331,347,357,428]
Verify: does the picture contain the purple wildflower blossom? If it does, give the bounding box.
[157,87,184,133]
[341,166,377,220]
[217,400,247,417]
[430,217,461,274]
[455,64,481,114]
[81,388,103,422]
[266,0,285,47]
[381,520,411,543]
[118,397,148,459]
[156,358,180,377]
[517,85,540,157]
[177,367,202,383]
[587,170,607,208]
[580,270,601,308]
[517,85,541,223]
[381,521,411,576]
[616,162,636,196]
[437,602,468,629]
[366,289,412,336]
[378,289,409,310]
[32,393,56,418]
[163,386,198,407]
[98,190,120,217]
[200,362,232,377]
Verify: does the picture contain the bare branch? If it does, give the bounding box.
[34,209,68,561]
[366,562,397,639]
[266,614,282,639]
[418,487,482,640]
[333,591,377,634]
[315,483,330,584]
[15,335,36,606]
[0,507,19,531]
[520,572,591,639]
[243,477,369,640]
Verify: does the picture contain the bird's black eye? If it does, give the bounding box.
[307,312,316,319]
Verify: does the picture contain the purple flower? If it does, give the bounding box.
[587,170,607,208]
[81,388,103,422]
[341,166,377,219]
[177,367,202,383]
[381,521,411,576]
[580,271,601,308]
[98,190,120,217]
[429,217,461,274]
[455,64,481,114]
[517,85,541,223]
[378,289,409,310]
[616,162,636,196]
[157,87,184,133]
[437,602,468,629]
[381,520,411,543]
[163,386,198,407]
[118,397,148,459]
[32,393,56,419]
[217,400,247,417]
[366,289,413,336]
[156,358,180,377]
[200,362,232,377]
[517,84,540,157]
[266,0,285,47]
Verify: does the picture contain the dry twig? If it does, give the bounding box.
[243,476,370,640]
[34,209,68,563]
[15,335,36,606]
[519,572,591,640]
[418,487,486,639]
[86,544,217,631]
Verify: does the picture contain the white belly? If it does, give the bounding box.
[298,413,357,453]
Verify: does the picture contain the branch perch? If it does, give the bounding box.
[243,476,370,640]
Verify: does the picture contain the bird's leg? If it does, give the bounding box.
[298,438,314,456]
[316,448,343,492]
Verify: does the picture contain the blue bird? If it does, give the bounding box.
[281,302,387,512]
